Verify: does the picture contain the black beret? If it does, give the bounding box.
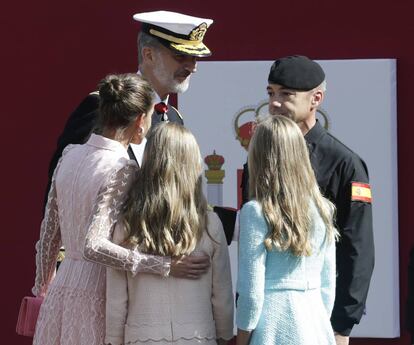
[268,55,325,91]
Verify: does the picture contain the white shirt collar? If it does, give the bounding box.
[129,138,147,167]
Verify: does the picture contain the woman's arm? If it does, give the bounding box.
[83,161,171,276]
[32,147,73,296]
[83,160,210,278]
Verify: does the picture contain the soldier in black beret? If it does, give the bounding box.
[241,55,375,345]
[44,10,215,279]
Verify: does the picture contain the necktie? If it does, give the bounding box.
[154,102,169,122]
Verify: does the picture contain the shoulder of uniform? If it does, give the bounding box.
[169,105,183,120]
[323,132,369,178]
[89,91,99,97]
[324,132,363,160]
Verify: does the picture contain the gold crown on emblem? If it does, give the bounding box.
[189,23,208,41]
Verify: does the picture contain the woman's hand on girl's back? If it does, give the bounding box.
[170,255,210,279]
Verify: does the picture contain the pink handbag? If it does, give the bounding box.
[16,296,44,337]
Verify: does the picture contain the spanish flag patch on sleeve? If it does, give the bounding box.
[351,182,372,203]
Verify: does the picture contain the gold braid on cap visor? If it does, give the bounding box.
[149,28,201,46]
[170,43,210,54]
[149,28,210,55]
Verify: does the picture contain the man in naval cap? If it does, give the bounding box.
[239,55,374,345]
[134,10,213,125]
[44,10,214,279]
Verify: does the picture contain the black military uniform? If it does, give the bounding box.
[303,120,374,335]
[44,92,182,206]
[406,247,414,342]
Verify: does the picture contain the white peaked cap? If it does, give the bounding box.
[133,10,213,57]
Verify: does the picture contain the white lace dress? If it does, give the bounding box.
[32,134,170,345]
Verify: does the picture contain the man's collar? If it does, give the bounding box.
[304,120,325,147]
[160,94,170,104]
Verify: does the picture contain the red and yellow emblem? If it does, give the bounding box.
[351,182,372,203]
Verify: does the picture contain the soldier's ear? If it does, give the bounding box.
[311,90,324,107]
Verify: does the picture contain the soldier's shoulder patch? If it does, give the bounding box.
[351,182,372,203]
[170,105,183,120]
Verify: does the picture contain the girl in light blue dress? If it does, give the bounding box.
[236,116,337,345]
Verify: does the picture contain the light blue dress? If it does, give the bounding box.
[236,200,336,345]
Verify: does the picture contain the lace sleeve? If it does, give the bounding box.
[32,146,75,296]
[83,161,171,276]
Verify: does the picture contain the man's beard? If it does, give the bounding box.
[171,75,190,93]
[153,55,191,94]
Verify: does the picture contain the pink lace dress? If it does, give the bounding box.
[32,134,170,345]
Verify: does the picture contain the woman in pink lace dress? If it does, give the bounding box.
[105,123,234,345]
[32,74,165,345]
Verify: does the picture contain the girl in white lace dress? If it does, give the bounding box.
[105,123,234,345]
[32,74,168,345]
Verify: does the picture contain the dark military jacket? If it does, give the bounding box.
[407,247,414,342]
[240,120,375,335]
[44,92,183,206]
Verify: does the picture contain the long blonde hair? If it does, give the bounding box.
[122,123,208,256]
[248,116,337,256]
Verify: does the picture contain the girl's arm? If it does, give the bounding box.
[236,201,268,335]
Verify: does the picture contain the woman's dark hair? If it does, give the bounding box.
[98,73,154,130]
